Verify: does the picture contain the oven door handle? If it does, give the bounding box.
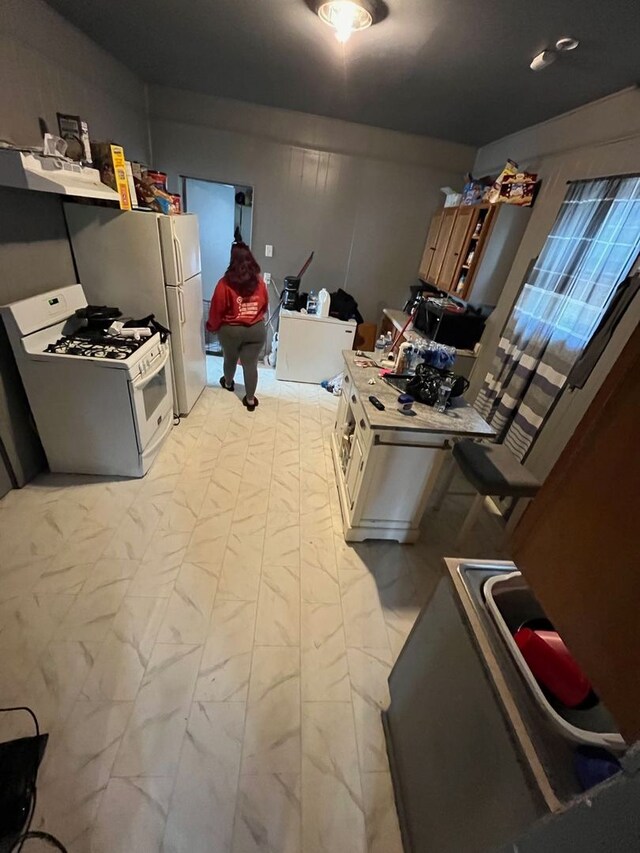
[132,346,170,391]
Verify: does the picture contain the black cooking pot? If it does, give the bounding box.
[75,305,122,330]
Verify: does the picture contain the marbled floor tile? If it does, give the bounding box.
[34,699,134,850]
[347,648,392,773]
[81,557,140,595]
[91,776,174,853]
[195,599,257,701]
[236,482,271,517]
[262,512,300,567]
[128,530,192,597]
[255,565,300,646]
[0,557,51,603]
[217,558,263,602]
[339,571,392,651]
[0,592,75,654]
[81,596,168,702]
[361,772,404,853]
[163,702,245,853]
[0,641,100,741]
[268,479,300,514]
[54,577,131,641]
[384,602,422,661]
[44,518,118,573]
[301,602,350,702]
[185,506,232,571]
[333,536,370,574]
[157,562,218,644]
[102,493,168,560]
[301,702,367,853]
[112,643,201,777]
[300,533,340,604]
[158,474,209,534]
[241,646,300,775]
[206,469,242,513]
[33,560,93,595]
[232,774,301,853]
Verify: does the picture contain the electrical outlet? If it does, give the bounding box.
[265,244,273,257]
[263,272,271,284]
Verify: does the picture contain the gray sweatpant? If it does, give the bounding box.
[217,320,266,399]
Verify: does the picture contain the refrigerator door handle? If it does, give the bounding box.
[178,287,186,325]
[174,235,184,285]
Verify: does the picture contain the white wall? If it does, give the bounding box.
[470,87,640,481]
[185,179,236,303]
[148,86,475,324]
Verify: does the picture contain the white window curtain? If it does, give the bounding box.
[476,174,640,460]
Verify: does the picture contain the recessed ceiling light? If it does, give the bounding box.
[317,0,373,43]
[556,36,580,51]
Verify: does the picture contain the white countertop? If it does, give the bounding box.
[343,350,495,438]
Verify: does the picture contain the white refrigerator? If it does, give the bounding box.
[64,205,206,415]
[276,309,357,383]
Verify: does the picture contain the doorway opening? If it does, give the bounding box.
[182,176,254,355]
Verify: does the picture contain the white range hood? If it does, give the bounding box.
[0,149,120,201]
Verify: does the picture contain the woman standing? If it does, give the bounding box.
[207,241,269,411]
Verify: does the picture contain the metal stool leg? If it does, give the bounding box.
[431,455,457,512]
[457,493,485,547]
[502,497,532,548]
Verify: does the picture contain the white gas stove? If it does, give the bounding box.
[1,284,174,477]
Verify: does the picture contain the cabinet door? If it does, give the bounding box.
[436,206,480,291]
[346,433,364,507]
[427,208,457,283]
[418,210,443,280]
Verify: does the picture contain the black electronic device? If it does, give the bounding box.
[368,395,386,411]
[282,276,300,310]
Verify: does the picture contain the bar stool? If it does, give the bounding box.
[433,439,540,546]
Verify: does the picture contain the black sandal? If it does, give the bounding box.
[242,395,259,412]
[220,377,235,392]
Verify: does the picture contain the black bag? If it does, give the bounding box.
[329,289,364,324]
[0,733,48,852]
[406,364,469,407]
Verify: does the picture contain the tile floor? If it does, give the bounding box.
[0,357,506,852]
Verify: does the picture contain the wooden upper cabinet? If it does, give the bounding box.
[426,207,457,283]
[419,210,443,281]
[436,206,480,291]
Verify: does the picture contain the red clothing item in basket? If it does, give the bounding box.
[207,276,269,332]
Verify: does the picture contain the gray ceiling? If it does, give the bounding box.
[45,0,640,146]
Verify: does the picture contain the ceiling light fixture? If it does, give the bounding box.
[555,36,580,52]
[530,50,557,71]
[317,0,373,43]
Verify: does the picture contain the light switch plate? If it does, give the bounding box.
[265,244,273,257]
[263,272,271,284]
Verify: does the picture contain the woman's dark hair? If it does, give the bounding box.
[226,241,261,296]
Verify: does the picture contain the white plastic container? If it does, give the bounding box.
[484,572,625,753]
[317,288,330,318]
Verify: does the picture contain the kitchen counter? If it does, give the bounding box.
[331,352,494,542]
[343,350,495,438]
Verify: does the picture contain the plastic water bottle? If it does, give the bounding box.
[375,335,386,356]
[306,291,318,315]
[435,377,454,413]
